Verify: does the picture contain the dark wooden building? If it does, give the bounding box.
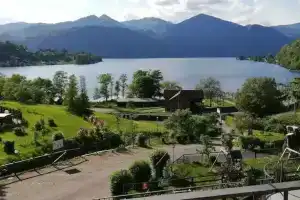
[163,90,204,113]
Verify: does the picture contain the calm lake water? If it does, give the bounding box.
[0,58,299,97]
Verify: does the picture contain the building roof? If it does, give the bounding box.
[117,98,159,103]
[164,89,204,100]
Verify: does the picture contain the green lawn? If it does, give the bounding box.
[0,101,165,164]
[115,107,166,114]
[171,163,217,185]
[203,99,235,108]
[244,156,279,169]
[94,112,165,132]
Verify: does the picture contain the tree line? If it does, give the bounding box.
[237,39,300,70]
[93,70,183,100]
[0,41,102,67]
[0,71,90,116]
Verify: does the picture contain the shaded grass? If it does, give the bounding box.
[94,112,165,132]
[171,163,217,185]
[244,156,279,170]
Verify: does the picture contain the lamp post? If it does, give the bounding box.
[172,144,176,162]
[156,116,159,132]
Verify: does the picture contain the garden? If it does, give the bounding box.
[0,101,165,167]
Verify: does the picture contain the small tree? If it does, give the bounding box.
[119,74,128,98]
[150,150,170,179]
[110,170,133,195]
[114,80,121,99]
[98,73,112,101]
[200,135,215,163]
[221,133,233,152]
[52,131,64,141]
[129,160,152,184]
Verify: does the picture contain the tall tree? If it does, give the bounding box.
[110,77,114,99]
[149,70,164,97]
[114,80,121,98]
[196,77,221,107]
[98,73,112,101]
[236,77,283,117]
[129,70,163,98]
[93,87,101,100]
[161,81,182,90]
[64,75,78,112]
[119,74,128,98]
[53,71,68,97]
[75,76,90,115]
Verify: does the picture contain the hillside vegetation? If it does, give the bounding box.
[277,39,300,70]
[0,41,102,67]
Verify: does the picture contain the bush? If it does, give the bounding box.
[150,150,170,179]
[34,121,43,131]
[176,135,188,144]
[136,133,148,147]
[110,170,133,195]
[244,168,264,186]
[21,118,29,127]
[48,118,57,127]
[13,127,27,136]
[129,160,152,187]
[52,131,64,141]
[105,132,123,148]
[239,136,263,150]
[209,155,217,164]
[4,141,15,154]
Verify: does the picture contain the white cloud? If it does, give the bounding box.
[0,0,299,25]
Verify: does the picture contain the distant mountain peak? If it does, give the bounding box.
[78,15,99,21]
[99,14,114,20]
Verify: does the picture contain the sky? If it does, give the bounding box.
[0,0,300,26]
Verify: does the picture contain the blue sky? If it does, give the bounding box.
[0,0,300,25]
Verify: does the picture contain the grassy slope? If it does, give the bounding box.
[0,101,164,163]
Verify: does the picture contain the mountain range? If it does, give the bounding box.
[0,14,299,58]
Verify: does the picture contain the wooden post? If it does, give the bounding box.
[284,191,289,200]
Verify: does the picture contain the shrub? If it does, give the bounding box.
[110,170,133,195]
[209,155,217,164]
[34,121,43,131]
[176,135,188,144]
[239,136,263,150]
[129,160,152,185]
[136,133,148,147]
[13,127,27,136]
[21,118,29,127]
[40,118,45,127]
[48,118,57,127]
[52,131,64,141]
[244,168,264,186]
[102,132,123,148]
[4,141,15,154]
[150,150,170,179]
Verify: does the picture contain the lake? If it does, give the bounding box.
[0,58,299,98]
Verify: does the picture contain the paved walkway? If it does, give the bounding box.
[268,191,300,200]
[1,144,201,200]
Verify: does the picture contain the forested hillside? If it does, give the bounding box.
[277,39,300,70]
[0,41,102,67]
